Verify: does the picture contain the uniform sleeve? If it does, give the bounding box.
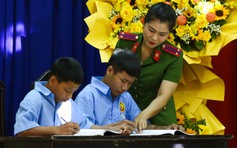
[74,86,96,124]
[115,39,124,49]
[68,100,93,129]
[14,90,42,135]
[115,38,136,50]
[163,52,183,83]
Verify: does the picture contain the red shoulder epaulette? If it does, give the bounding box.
[118,32,139,41]
[162,44,182,57]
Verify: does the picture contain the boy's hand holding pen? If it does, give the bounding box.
[60,117,79,135]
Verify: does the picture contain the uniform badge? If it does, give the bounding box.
[118,32,139,41]
[162,44,182,57]
[132,42,139,52]
[120,102,125,113]
[153,50,160,62]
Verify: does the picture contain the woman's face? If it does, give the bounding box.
[143,19,170,48]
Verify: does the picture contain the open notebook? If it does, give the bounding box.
[74,129,122,136]
[73,129,190,136]
[130,129,190,136]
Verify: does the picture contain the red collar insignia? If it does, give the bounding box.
[132,43,139,52]
[153,50,160,62]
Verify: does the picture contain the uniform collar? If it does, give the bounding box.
[34,81,58,107]
[131,34,162,65]
[91,76,111,96]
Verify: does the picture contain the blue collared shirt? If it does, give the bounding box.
[14,81,93,135]
[75,77,141,125]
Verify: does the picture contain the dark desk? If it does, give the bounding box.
[0,135,234,148]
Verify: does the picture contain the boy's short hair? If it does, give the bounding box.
[108,48,140,77]
[50,57,84,84]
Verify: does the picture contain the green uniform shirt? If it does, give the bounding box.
[116,33,183,126]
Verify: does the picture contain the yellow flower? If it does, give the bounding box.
[129,22,143,33]
[176,111,206,135]
[113,2,122,11]
[176,112,185,125]
[151,0,165,4]
[197,29,212,42]
[195,14,209,28]
[136,0,149,7]
[211,4,229,20]
[175,25,193,44]
[175,0,190,10]
[183,6,197,19]
[225,1,237,9]
[110,15,124,29]
[92,0,233,52]
[189,24,198,40]
[168,33,176,45]
[176,25,189,37]
[190,0,200,5]
[186,128,197,135]
[120,2,134,22]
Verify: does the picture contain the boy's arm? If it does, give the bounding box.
[90,120,136,135]
[16,122,79,136]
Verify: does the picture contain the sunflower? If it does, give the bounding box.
[86,0,233,53]
[110,15,124,29]
[211,4,229,21]
[182,6,197,19]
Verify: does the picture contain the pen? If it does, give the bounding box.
[121,114,126,120]
[61,117,67,123]
[120,114,138,133]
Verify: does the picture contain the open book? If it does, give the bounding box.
[73,129,190,136]
[74,129,122,136]
[130,129,190,136]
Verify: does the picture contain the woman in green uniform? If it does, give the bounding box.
[115,2,183,131]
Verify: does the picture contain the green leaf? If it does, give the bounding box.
[211,32,217,39]
[197,119,206,125]
[179,40,192,52]
[195,40,205,50]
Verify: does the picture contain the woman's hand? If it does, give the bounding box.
[135,113,148,133]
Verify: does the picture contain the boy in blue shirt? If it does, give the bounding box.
[75,49,183,134]
[14,57,93,136]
